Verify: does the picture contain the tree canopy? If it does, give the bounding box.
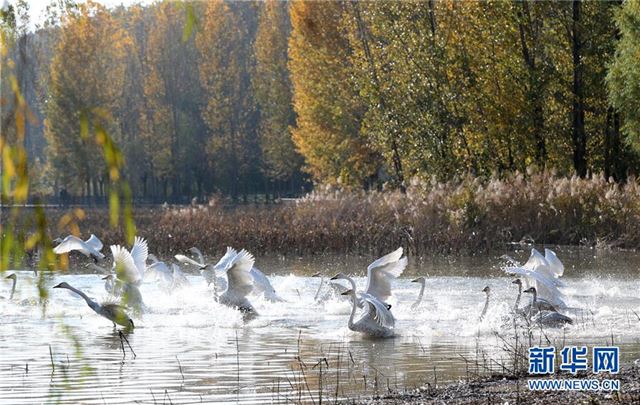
[3,0,640,202]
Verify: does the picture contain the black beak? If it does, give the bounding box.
[330,275,339,280]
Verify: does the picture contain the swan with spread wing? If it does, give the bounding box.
[106,236,148,311]
[219,249,257,314]
[503,248,567,309]
[331,247,407,307]
[53,234,105,262]
[340,289,395,338]
[176,246,283,302]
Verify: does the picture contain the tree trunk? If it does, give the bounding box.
[518,1,546,166]
[571,0,587,177]
[351,2,406,193]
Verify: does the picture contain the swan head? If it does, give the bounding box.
[52,237,63,244]
[523,287,536,294]
[512,279,522,286]
[330,273,348,281]
[102,275,113,281]
[482,286,490,294]
[411,276,426,283]
[53,282,72,290]
[340,289,355,296]
[311,272,321,278]
[5,273,16,281]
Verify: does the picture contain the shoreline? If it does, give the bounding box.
[366,364,640,404]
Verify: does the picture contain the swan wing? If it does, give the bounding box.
[365,248,407,302]
[366,247,405,276]
[544,248,564,278]
[504,265,566,305]
[53,235,86,254]
[524,248,548,270]
[85,234,103,251]
[250,267,273,293]
[503,266,558,292]
[361,293,394,329]
[146,260,171,277]
[215,246,238,270]
[111,245,142,284]
[250,267,284,301]
[175,254,205,268]
[225,249,255,298]
[130,236,148,279]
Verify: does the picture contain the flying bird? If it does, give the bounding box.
[53,234,105,262]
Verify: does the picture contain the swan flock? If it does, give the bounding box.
[8,233,577,338]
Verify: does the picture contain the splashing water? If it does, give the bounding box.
[1,247,639,403]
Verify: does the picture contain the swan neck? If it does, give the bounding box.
[193,248,204,265]
[314,276,325,301]
[211,268,219,302]
[64,284,96,308]
[346,276,357,293]
[413,281,425,308]
[514,285,521,310]
[480,293,489,321]
[347,291,357,329]
[10,277,16,300]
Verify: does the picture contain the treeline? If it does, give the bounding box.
[2,0,640,202]
[2,0,305,202]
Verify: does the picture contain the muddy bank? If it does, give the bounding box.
[366,364,640,404]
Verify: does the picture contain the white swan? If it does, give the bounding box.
[2,273,39,305]
[175,247,229,288]
[170,263,191,289]
[110,236,148,286]
[144,255,189,293]
[479,286,490,321]
[341,289,395,338]
[523,287,573,327]
[53,282,134,329]
[219,249,257,314]
[411,277,426,309]
[53,234,105,262]
[312,272,348,302]
[177,246,284,302]
[331,247,407,306]
[107,236,148,310]
[176,248,228,297]
[503,248,566,308]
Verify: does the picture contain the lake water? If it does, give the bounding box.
[1,246,639,403]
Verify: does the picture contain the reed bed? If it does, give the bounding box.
[7,170,640,257]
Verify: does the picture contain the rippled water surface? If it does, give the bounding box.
[1,246,640,403]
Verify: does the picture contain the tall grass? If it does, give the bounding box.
[8,170,640,257]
